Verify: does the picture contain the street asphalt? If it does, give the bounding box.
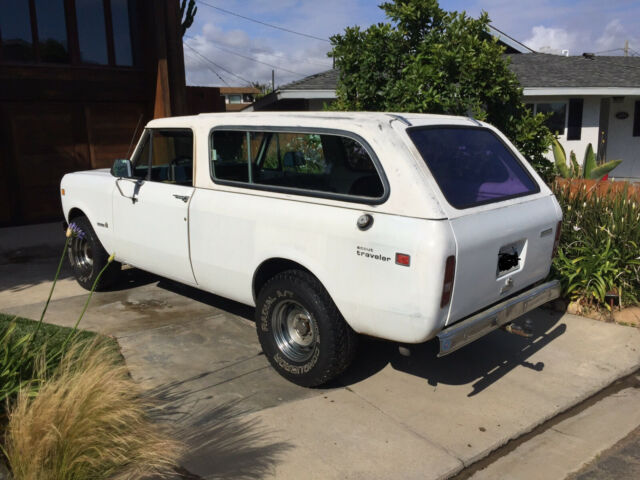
[1,222,640,479]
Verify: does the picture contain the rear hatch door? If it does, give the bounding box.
[406,125,561,324]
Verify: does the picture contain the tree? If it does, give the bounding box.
[329,0,554,180]
[250,81,273,99]
[180,0,197,37]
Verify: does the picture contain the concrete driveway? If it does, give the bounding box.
[2,223,640,479]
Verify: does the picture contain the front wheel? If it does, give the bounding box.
[68,216,121,291]
[255,270,357,387]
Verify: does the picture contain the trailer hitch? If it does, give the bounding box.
[502,319,534,338]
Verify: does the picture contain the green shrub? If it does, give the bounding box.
[551,180,640,309]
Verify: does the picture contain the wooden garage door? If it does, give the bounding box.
[6,102,90,224]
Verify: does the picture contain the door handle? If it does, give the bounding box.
[173,194,190,203]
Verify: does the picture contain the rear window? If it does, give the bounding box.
[407,127,539,209]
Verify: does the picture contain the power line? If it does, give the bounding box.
[594,48,624,54]
[185,35,310,77]
[185,35,332,69]
[195,0,330,43]
[183,50,230,86]
[183,41,252,85]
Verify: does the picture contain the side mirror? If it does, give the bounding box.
[111,158,133,178]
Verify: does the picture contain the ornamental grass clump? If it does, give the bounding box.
[0,223,115,415]
[3,340,183,480]
[551,180,640,309]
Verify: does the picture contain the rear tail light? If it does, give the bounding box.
[552,221,562,258]
[440,255,456,308]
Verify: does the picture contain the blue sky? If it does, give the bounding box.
[184,0,640,88]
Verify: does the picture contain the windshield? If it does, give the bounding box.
[407,127,540,209]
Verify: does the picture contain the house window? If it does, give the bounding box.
[228,94,242,104]
[534,103,567,136]
[0,0,138,67]
[0,1,35,62]
[35,0,69,63]
[76,0,109,64]
[110,0,135,66]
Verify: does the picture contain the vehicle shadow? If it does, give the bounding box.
[108,266,159,291]
[150,273,567,398]
[156,278,255,322]
[335,310,566,396]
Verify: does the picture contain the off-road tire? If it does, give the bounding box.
[68,216,121,291]
[255,269,358,387]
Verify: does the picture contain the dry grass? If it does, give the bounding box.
[2,340,184,480]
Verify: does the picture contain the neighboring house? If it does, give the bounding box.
[508,54,640,180]
[0,0,188,226]
[248,55,640,181]
[220,87,261,111]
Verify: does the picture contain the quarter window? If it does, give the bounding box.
[210,130,384,199]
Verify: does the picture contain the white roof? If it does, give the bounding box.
[146,111,480,130]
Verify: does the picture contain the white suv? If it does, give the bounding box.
[61,112,562,386]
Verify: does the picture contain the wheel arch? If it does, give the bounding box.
[68,207,87,222]
[252,257,314,303]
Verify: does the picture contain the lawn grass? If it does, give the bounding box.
[0,312,121,420]
[0,312,103,353]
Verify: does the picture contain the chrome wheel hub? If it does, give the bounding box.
[272,300,317,362]
[69,235,93,271]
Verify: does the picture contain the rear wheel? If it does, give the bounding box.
[68,216,120,291]
[255,270,357,387]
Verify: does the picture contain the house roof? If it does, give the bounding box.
[275,54,640,92]
[505,53,640,88]
[246,53,640,111]
[281,69,340,91]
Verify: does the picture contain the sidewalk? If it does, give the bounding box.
[2,222,640,479]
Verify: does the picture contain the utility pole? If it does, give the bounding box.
[624,40,629,57]
[272,70,275,93]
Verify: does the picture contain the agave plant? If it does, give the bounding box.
[552,138,622,180]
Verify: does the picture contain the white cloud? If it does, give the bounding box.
[595,19,638,53]
[524,25,579,54]
[184,22,333,88]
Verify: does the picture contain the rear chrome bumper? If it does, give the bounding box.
[437,280,561,357]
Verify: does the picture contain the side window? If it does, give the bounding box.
[210,131,266,183]
[210,129,384,199]
[130,130,193,185]
[149,130,194,185]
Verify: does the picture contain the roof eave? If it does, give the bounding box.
[279,89,337,100]
[523,86,640,96]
